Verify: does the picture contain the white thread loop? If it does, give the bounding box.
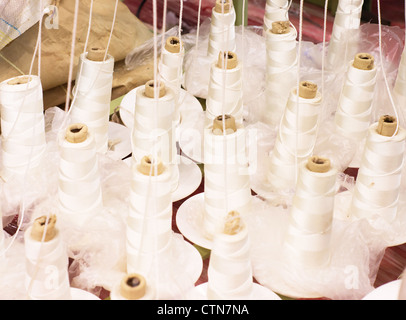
[284,158,337,268]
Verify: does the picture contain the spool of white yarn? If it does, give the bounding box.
[126,156,173,277]
[264,21,298,126]
[131,81,179,192]
[263,0,290,33]
[207,0,236,59]
[393,47,406,125]
[159,36,184,125]
[284,156,337,268]
[110,273,155,300]
[207,211,254,300]
[206,51,243,126]
[0,75,46,179]
[350,116,406,222]
[57,124,103,227]
[334,53,377,140]
[326,0,364,71]
[203,115,251,240]
[69,48,114,154]
[267,81,322,190]
[24,215,72,300]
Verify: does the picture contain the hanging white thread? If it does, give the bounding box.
[349,120,406,221]
[263,22,298,126]
[203,125,251,240]
[334,55,377,140]
[284,158,337,268]
[207,213,253,299]
[326,0,363,71]
[267,85,322,191]
[57,126,103,227]
[207,2,236,59]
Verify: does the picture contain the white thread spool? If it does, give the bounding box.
[159,36,184,125]
[69,48,114,154]
[284,157,337,269]
[203,115,251,240]
[207,0,236,59]
[24,215,72,300]
[207,211,253,300]
[393,47,406,125]
[334,53,377,140]
[263,0,290,33]
[267,81,322,190]
[131,81,179,193]
[110,273,155,300]
[350,116,406,221]
[206,51,243,126]
[0,75,46,179]
[126,156,173,277]
[57,124,103,227]
[264,21,298,126]
[326,0,364,71]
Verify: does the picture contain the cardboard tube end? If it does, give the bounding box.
[212,114,236,135]
[138,156,164,176]
[377,115,398,137]
[144,80,166,98]
[217,51,238,69]
[87,47,106,61]
[214,0,232,13]
[31,215,57,242]
[353,53,374,70]
[7,76,32,85]
[120,274,147,300]
[307,156,331,173]
[66,123,88,143]
[224,211,243,235]
[165,36,182,53]
[271,21,291,34]
[298,81,317,99]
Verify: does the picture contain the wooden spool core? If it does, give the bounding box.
[377,115,398,137]
[66,123,88,143]
[307,156,331,173]
[138,155,164,176]
[144,80,166,98]
[298,81,317,99]
[271,21,291,34]
[214,0,232,13]
[87,47,106,61]
[31,214,57,242]
[120,273,147,300]
[224,211,243,235]
[165,36,181,53]
[217,51,238,69]
[7,76,31,85]
[212,114,236,135]
[353,53,374,70]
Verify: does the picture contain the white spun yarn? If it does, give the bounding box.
[263,0,290,33]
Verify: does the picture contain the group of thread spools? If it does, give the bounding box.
[1,0,406,300]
